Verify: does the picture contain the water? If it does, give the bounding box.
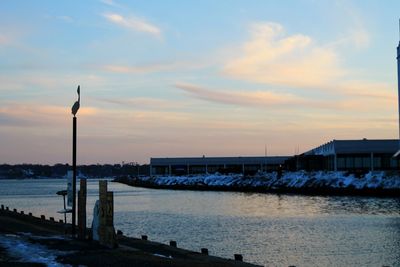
[0,179,399,266]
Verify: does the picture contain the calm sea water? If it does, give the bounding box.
[0,178,399,267]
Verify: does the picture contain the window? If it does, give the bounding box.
[337,157,345,169]
[362,157,371,168]
[354,157,362,168]
[345,157,354,168]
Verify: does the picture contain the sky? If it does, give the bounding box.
[0,0,399,165]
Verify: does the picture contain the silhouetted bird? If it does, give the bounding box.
[71,85,80,116]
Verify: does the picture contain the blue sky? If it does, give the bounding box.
[1,0,399,164]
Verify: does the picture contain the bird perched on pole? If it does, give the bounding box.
[71,85,80,116]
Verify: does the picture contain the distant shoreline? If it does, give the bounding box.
[114,172,400,197]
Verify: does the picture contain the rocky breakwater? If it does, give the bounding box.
[115,171,400,197]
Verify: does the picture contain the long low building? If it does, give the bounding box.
[300,139,399,171]
[150,156,289,176]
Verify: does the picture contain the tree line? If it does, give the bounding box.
[0,163,150,179]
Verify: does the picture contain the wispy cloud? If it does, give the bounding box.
[100,0,121,8]
[43,14,74,23]
[94,97,186,110]
[0,34,10,45]
[0,103,98,128]
[102,61,208,74]
[57,15,73,23]
[103,13,161,37]
[339,81,395,101]
[333,0,370,49]
[175,81,396,113]
[223,22,344,88]
[175,82,307,108]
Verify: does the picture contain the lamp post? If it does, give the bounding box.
[71,86,80,236]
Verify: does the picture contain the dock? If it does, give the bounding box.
[0,206,262,267]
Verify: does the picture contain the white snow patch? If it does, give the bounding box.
[139,171,400,190]
[0,234,70,267]
[153,253,173,259]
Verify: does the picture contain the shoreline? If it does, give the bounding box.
[114,171,400,197]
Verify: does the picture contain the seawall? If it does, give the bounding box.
[114,171,400,197]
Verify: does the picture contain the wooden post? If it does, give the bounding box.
[98,180,117,248]
[99,180,107,244]
[78,179,87,240]
[106,192,114,226]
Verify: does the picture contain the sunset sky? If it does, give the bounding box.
[1,0,399,164]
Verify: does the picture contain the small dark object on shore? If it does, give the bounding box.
[169,240,177,247]
[201,248,209,255]
[234,254,243,261]
[141,235,148,240]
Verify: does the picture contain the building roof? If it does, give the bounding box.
[151,156,289,166]
[304,139,399,156]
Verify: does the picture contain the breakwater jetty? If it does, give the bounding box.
[0,206,262,267]
[115,171,400,197]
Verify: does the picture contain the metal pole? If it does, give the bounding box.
[62,194,67,223]
[72,116,77,235]
[397,36,400,147]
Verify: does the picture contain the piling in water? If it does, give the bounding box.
[201,248,209,255]
[169,240,177,247]
[141,235,148,241]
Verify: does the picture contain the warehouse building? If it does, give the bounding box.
[296,139,399,171]
[150,156,289,176]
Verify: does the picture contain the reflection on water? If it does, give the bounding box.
[0,179,399,266]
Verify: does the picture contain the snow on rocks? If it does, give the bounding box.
[123,171,400,192]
